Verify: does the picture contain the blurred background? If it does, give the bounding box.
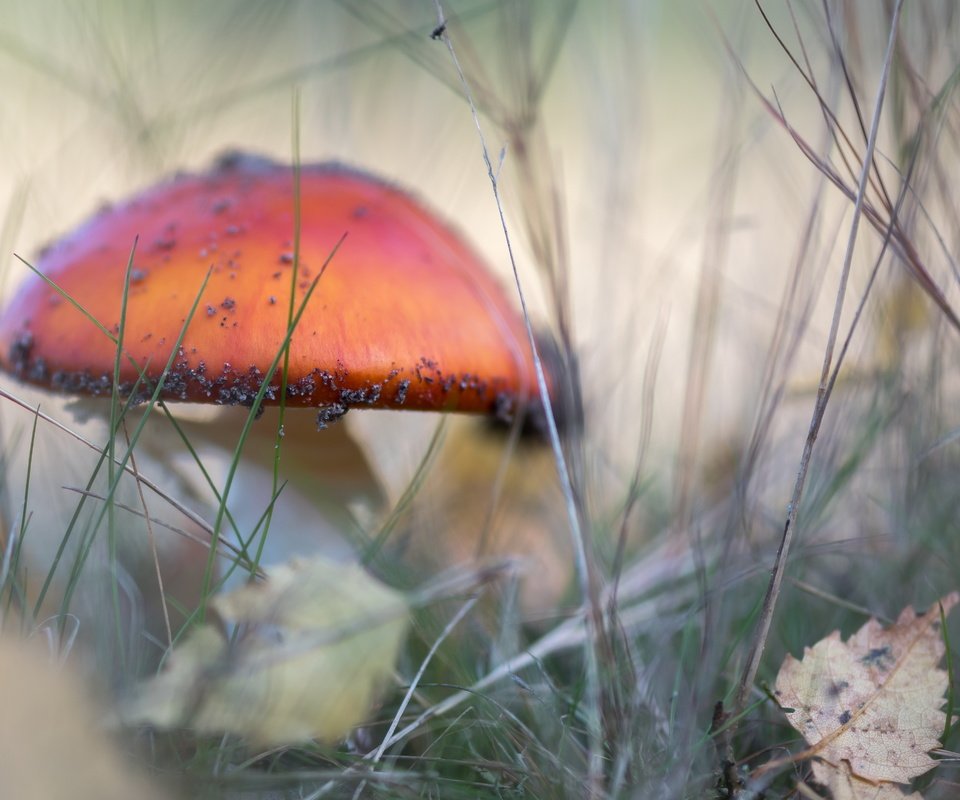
[2,1,960,796]
[0,0,838,463]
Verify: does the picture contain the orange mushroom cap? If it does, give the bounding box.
[0,153,543,421]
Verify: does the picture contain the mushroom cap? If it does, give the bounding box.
[0,153,539,416]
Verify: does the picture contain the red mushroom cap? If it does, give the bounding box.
[0,153,541,419]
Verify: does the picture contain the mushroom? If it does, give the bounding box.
[0,152,542,426]
[0,152,568,630]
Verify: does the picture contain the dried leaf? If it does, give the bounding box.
[774,592,958,786]
[808,760,922,799]
[120,556,408,745]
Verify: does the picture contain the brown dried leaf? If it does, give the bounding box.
[808,760,922,799]
[774,593,958,786]
[120,556,408,745]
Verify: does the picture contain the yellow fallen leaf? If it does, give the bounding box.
[120,556,408,745]
[774,592,958,788]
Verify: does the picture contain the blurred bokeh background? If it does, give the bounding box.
[2,1,960,795]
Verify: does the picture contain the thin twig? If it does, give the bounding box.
[371,543,693,763]
[734,0,906,714]
[429,3,605,794]
[124,423,173,648]
[60,487,258,569]
[0,388,217,545]
[351,596,479,799]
